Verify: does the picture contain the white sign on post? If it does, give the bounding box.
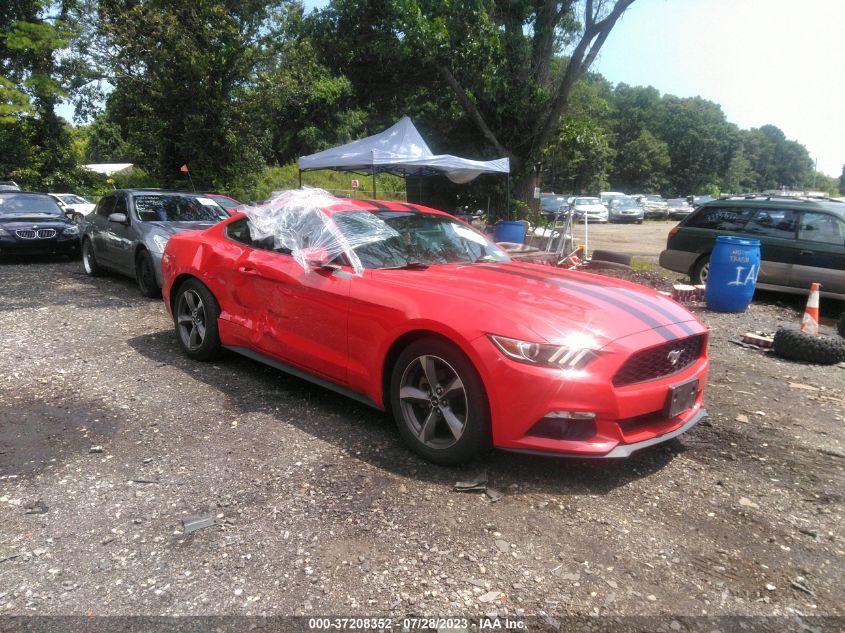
[351,179,359,189]
[533,187,541,199]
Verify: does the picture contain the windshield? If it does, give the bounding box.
[575,198,600,205]
[668,199,688,207]
[644,195,663,202]
[58,194,88,205]
[210,195,240,211]
[134,195,228,222]
[614,198,639,208]
[0,193,64,216]
[333,210,510,269]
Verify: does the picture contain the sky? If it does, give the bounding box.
[299,0,844,177]
[591,0,844,176]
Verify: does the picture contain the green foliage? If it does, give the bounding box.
[246,163,406,203]
[840,165,845,196]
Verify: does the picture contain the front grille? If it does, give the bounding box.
[14,228,57,239]
[613,334,704,387]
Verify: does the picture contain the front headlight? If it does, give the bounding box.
[151,234,170,253]
[0,227,9,236]
[488,334,599,370]
[62,225,79,235]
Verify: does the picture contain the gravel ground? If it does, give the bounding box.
[0,256,843,623]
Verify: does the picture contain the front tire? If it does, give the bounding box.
[174,279,221,361]
[135,249,161,298]
[82,238,104,276]
[390,338,491,465]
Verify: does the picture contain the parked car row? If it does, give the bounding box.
[1,188,243,297]
[540,191,698,223]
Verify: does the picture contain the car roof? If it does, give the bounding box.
[699,196,845,218]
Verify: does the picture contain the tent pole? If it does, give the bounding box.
[372,166,377,199]
[298,169,302,188]
[506,174,511,221]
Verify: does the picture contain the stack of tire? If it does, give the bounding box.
[772,316,845,365]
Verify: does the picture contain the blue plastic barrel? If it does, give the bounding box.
[494,220,526,244]
[705,236,761,312]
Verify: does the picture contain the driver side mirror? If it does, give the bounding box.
[301,246,331,268]
[108,212,128,224]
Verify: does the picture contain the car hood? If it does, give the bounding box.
[0,214,72,228]
[369,261,699,347]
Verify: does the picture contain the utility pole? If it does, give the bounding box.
[812,157,818,190]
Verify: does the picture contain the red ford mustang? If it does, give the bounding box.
[161,194,709,465]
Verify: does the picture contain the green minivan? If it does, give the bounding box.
[659,196,845,300]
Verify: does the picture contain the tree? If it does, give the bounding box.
[71,0,291,191]
[839,164,845,195]
[612,130,670,193]
[659,96,735,195]
[721,145,757,194]
[312,0,636,208]
[0,0,84,189]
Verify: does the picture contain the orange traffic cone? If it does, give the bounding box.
[800,283,821,336]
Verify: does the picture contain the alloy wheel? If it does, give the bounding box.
[398,354,469,449]
[82,242,93,274]
[177,289,207,351]
[700,262,709,284]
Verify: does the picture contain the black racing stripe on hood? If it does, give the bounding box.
[362,200,391,210]
[482,265,679,341]
[503,263,698,337]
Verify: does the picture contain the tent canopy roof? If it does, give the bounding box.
[298,117,509,184]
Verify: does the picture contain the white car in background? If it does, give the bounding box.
[571,196,609,223]
[48,193,96,221]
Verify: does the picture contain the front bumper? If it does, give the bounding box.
[470,325,709,458]
[0,234,80,255]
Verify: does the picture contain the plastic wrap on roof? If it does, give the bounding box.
[243,187,398,276]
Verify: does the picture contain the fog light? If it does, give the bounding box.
[529,411,597,440]
[546,411,596,420]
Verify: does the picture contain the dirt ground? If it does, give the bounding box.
[0,256,843,627]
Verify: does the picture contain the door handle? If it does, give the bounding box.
[238,266,259,275]
[799,250,814,256]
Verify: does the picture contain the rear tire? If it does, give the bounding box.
[173,279,222,361]
[82,238,104,276]
[772,327,845,365]
[836,313,845,339]
[390,338,491,465]
[135,249,161,298]
[691,255,710,285]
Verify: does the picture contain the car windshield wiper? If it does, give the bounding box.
[383,261,429,270]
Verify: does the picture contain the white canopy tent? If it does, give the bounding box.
[297,117,510,199]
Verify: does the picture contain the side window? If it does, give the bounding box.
[113,195,127,215]
[686,206,753,231]
[799,212,845,244]
[742,208,798,239]
[96,196,116,217]
[226,218,254,246]
[226,217,291,254]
